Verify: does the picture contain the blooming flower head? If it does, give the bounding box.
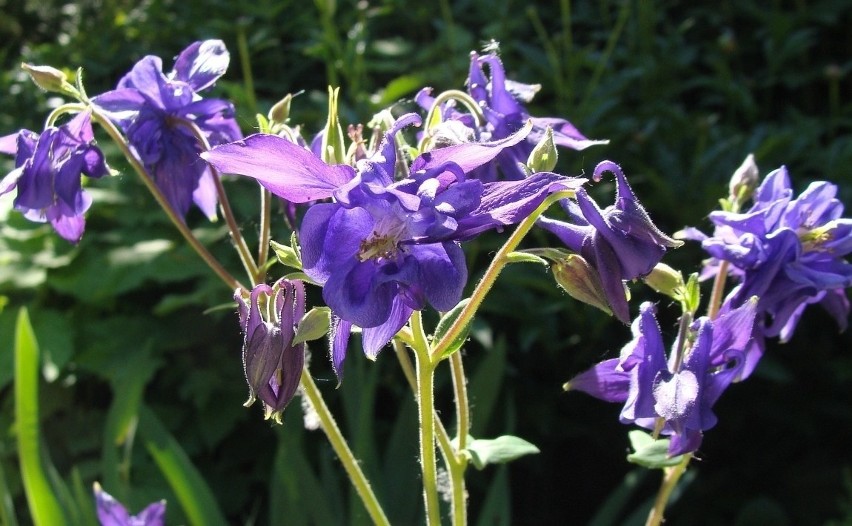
[416,50,607,181]
[539,161,682,323]
[94,40,241,219]
[567,299,758,456]
[204,112,582,378]
[0,110,108,242]
[685,166,852,344]
[93,482,165,526]
[236,279,306,422]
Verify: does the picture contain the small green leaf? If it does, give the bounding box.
[464,435,540,470]
[270,240,302,270]
[293,307,331,345]
[626,430,684,469]
[505,251,549,266]
[432,298,472,359]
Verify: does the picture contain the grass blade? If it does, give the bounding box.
[14,307,68,526]
[137,405,228,526]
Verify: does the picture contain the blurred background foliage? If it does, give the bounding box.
[1,0,851,524]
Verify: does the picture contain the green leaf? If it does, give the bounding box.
[432,298,471,359]
[137,405,228,526]
[270,240,302,270]
[0,457,20,526]
[626,430,684,469]
[464,435,540,470]
[292,307,331,345]
[14,308,68,526]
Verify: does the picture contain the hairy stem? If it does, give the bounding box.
[430,190,575,360]
[300,369,390,526]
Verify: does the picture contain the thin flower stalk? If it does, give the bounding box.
[431,189,576,360]
[411,311,442,526]
[299,368,391,526]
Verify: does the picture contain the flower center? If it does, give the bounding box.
[357,216,407,262]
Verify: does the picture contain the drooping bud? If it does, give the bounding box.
[552,254,613,316]
[526,125,558,173]
[21,63,76,96]
[235,279,306,423]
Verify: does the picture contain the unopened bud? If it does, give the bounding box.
[268,93,293,125]
[527,125,558,173]
[21,63,73,95]
[552,255,612,316]
[728,153,759,205]
[643,263,685,300]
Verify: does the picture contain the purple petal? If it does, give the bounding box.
[202,134,355,202]
[330,315,353,382]
[300,204,370,285]
[566,358,630,403]
[172,40,229,92]
[409,242,468,312]
[411,120,533,175]
[456,172,585,239]
[362,298,413,358]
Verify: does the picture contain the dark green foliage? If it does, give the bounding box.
[1,0,851,524]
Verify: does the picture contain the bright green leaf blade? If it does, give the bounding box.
[270,240,302,270]
[626,430,684,469]
[137,405,228,526]
[465,435,540,470]
[14,308,68,526]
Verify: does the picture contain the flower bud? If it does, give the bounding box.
[643,262,685,300]
[552,254,613,316]
[728,153,759,205]
[21,63,74,95]
[526,125,558,173]
[268,93,293,126]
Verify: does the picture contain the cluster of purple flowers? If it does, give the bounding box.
[3,39,847,456]
[568,162,852,454]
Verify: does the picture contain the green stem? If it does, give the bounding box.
[173,119,261,284]
[431,190,575,360]
[300,369,390,526]
[411,312,442,526]
[448,352,469,526]
[89,107,245,291]
[257,187,272,282]
[707,260,730,320]
[645,454,692,526]
[236,24,258,116]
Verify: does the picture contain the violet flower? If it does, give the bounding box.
[0,110,108,243]
[93,482,165,526]
[567,299,758,456]
[685,167,852,345]
[416,51,607,181]
[93,40,241,219]
[539,161,682,323]
[236,279,306,421]
[204,113,582,378]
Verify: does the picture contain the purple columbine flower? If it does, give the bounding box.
[93,482,165,526]
[93,40,241,219]
[538,161,682,323]
[684,166,852,348]
[204,113,582,378]
[0,110,108,243]
[416,51,607,181]
[236,279,306,421]
[567,299,758,456]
